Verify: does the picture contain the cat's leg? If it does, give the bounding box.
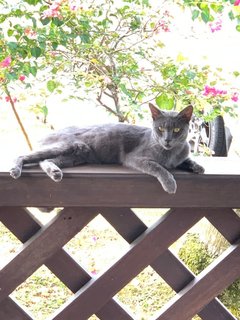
[123,156,177,194]
[10,146,69,179]
[39,143,93,182]
[39,159,64,182]
[10,142,92,179]
[177,158,205,174]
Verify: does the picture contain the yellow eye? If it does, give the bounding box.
[173,128,181,133]
[158,127,165,132]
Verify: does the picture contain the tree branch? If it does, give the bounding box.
[4,85,33,150]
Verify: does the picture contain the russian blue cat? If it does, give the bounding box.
[10,103,204,193]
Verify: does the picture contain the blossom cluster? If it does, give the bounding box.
[42,0,81,19]
[203,85,227,97]
[234,0,240,6]
[24,28,37,39]
[153,10,172,33]
[0,56,11,68]
[42,1,62,19]
[209,19,222,33]
[203,85,239,102]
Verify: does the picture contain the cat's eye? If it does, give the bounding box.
[158,127,165,132]
[173,128,181,133]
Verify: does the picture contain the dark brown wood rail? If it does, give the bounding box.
[0,157,240,320]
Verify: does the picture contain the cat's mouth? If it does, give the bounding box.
[163,143,173,150]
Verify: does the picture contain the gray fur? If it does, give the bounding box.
[10,103,204,194]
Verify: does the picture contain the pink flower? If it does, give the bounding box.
[234,0,240,6]
[0,56,11,68]
[103,76,111,85]
[19,75,26,81]
[231,92,239,102]
[69,0,80,11]
[203,85,227,97]
[5,96,17,103]
[91,269,97,275]
[209,19,222,33]
[42,1,62,18]
[92,236,98,243]
[24,28,37,39]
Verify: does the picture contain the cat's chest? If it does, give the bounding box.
[148,145,187,169]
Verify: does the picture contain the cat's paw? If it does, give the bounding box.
[159,175,177,194]
[10,166,21,179]
[50,169,63,182]
[192,163,205,174]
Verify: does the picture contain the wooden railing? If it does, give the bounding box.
[0,157,240,320]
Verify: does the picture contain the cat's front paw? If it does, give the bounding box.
[192,163,205,174]
[10,166,21,179]
[50,169,63,182]
[159,175,177,194]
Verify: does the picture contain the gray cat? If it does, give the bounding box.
[10,103,204,194]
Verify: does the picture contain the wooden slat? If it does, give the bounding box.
[96,299,134,320]
[102,207,236,320]
[206,209,240,244]
[1,161,240,208]
[0,207,41,242]
[0,208,96,303]
[199,299,238,320]
[0,297,33,320]
[52,208,203,319]
[0,207,136,319]
[155,243,240,320]
[101,207,147,241]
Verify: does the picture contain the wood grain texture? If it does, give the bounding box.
[1,159,240,208]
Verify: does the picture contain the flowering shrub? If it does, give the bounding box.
[0,0,239,146]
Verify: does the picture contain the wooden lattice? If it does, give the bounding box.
[0,159,240,320]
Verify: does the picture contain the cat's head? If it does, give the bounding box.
[149,103,193,150]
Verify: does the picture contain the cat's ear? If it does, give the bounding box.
[149,103,163,120]
[178,105,193,122]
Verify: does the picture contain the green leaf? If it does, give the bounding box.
[236,24,240,32]
[52,42,58,50]
[47,80,57,93]
[29,66,37,76]
[192,10,199,21]
[80,34,90,43]
[7,29,14,37]
[228,11,235,20]
[210,4,224,14]
[40,17,50,25]
[24,0,41,5]
[31,17,37,28]
[52,17,64,27]
[119,83,132,97]
[155,93,174,110]
[41,105,48,117]
[6,72,18,81]
[201,11,210,23]
[31,47,42,58]
[7,42,18,51]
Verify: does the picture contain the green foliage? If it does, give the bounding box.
[179,233,240,318]
[179,233,214,274]
[0,0,239,124]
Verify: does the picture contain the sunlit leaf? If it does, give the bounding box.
[31,47,41,58]
[47,80,57,93]
[156,93,174,110]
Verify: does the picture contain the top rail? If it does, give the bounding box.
[0,157,240,208]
